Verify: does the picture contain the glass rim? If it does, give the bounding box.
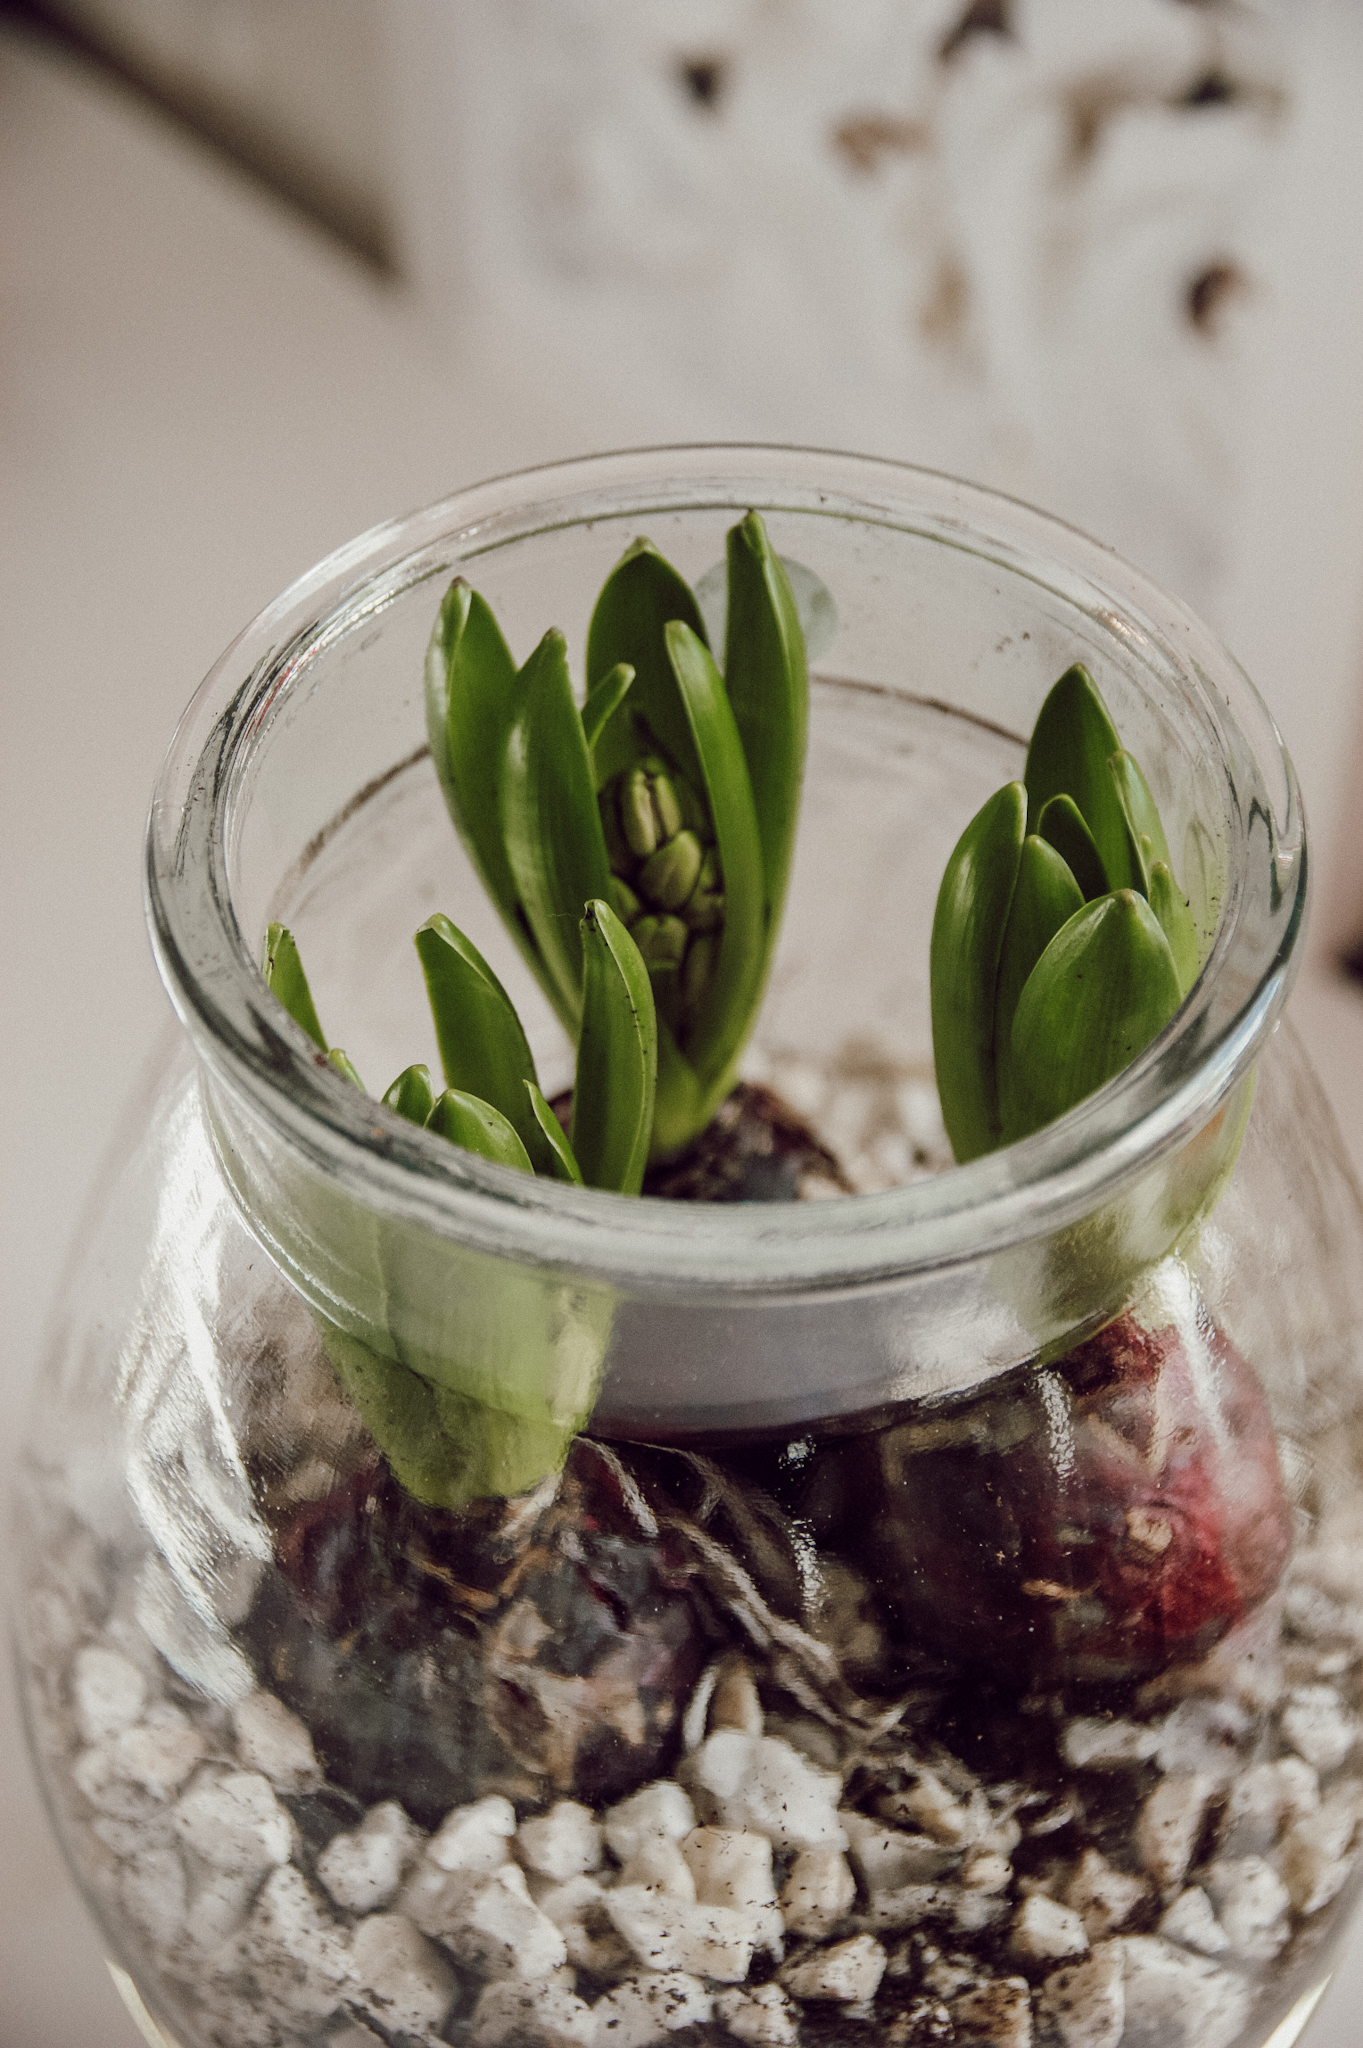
[145,444,1307,1297]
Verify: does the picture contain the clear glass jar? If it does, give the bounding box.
[14,448,1363,2048]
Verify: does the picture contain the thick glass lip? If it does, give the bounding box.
[145,445,1307,1299]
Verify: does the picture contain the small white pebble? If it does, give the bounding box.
[604,1781,697,1864]
[714,1981,799,2045]
[1155,1698,1250,1785]
[620,1835,697,1901]
[517,1800,604,1881]
[843,1813,957,1891]
[1136,1774,1215,1892]
[1118,1935,1251,2048]
[592,1970,712,2044]
[962,1851,1013,1894]
[231,1690,320,1792]
[1203,1855,1290,1960]
[1159,1887,1230,1956]
[351,1913,458,2036]
[1010,1891,1089,1962]
[185,1866,257,1952]
[462,1864,570,1980]
[605,1884,758,1981]
[680,1731,844,1849]
[109,1718,207,1802]
[1275,1782,1363,1913]
[951,1975,1034,2047]
[1060,1718,1160,1771]
[472,1976,599,2047]
[1280,1685,1360,1773]
[173,1770,293,1877]
[317,1805,420,1916]
[1219,1755,1319,1856]
[779,1844,857,1936]
[1037,1943,1124,2048]
[1063,1848,1149,1938]
[429,1793,517,1873]
[681,1826,776,1911]
[72,1646,147,1746]
[242,1866,353,2021]
[781,1931,887,2005]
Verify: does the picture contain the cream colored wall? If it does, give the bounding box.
[37,0,393,256]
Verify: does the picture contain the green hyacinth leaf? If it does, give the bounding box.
[1007,890,1184,1143]
[930,780,1027,1163]
[572,899,657,1195]
[1108,749,1171,874]
[501,629,613,1027]
[328,1048,365,1089]
[993,835,1085,1134]
[664,620,766,1090]
[426,1087,535,1174]
[424,578,527,939]
[382,1062,436,1128]
[1149,860,1200,998]
[1036,794,1109,903]
[585,538,709,792]
[649,1017,707,1160]
[263,922,327,1051]
[723,510,809,938]
[526,1081,584,1185]
[414,912,554,1171]
[581,661,636,763]
[1025,665,1144,894]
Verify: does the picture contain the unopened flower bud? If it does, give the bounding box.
[649,772,683,843]
[621,768,660,858]
[632,914,689,968]
[639,830,703,912]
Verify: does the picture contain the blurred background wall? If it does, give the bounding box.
[25,0,1363,955]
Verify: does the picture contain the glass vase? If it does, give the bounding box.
[13,448,1363,2048]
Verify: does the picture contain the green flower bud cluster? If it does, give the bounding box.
[931,665,1209,1163]
[425,510,810,1160]
[599,753,725,1031]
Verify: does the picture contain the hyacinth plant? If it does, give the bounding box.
[259,514,808,1505]
[931,662,1204,1165]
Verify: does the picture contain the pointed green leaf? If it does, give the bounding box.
[649,1018,707,1162]
[525,1081,584,1184]
[1025,665,1144,893]
[1108,750,1171,873]
[663,621,766,1087]
[929,781,1027,1163]
[413,913,554,1169]
[993,835,1085,1133]
[1007,890,1183,1142]
[723,510,809,937]
[1149,860,1200,997]
[328,1047,365,1089]
[263,922,327,1051]
[424,578,526,930]
[383,1063,436,1127]
[586,538,709,791]
[571,901,657,1194]
[581,661,636,763]
[501,630,613,1027]
[1036,794,1108,903]
[425,1088,534,1174]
